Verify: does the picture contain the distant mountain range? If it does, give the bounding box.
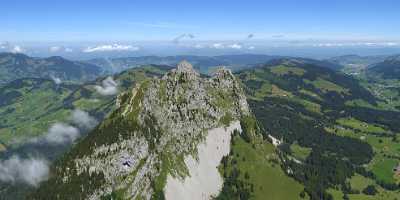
[0,53,102,85]
[87,54,346,74]
[327,54,387,67]
[86,54,291,74]
[326,54,388,74]
[2,51,400,86]
[367,55,400,79]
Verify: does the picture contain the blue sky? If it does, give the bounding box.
[1,0,399,42]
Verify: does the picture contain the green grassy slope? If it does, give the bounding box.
[237,58,400,199]
[0,53,102,85]
[0,65,171,148]
[217,128,307,200]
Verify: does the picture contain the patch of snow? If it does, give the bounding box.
[164,121,241,200]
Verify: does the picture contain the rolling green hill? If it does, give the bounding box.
[367,55,400,79]
[0,53,102,85]
[237,58,400,199]
[0,65,171,148]
[327,54,387,74]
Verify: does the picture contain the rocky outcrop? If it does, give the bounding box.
[33,61,250,200]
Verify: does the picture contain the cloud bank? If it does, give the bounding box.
[0,42,9,50]
[94,76,118,96]
[0,42,26,53]
[71,109,98,129]
[49,46,73,53]
[50,75,62,84]
[0,110,98,187]
[11,46,25,53]
[0,156,49,187]
[313,42,400,47]
[44,123,80,144]
[209,43,243,49]
[29,109,98,145]
[83,44,140,53]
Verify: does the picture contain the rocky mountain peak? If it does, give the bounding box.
[33,61,251,200]
[212,66,234,79]
[162,60,199,83]
[176,60,194,71]
[173,60,199,76]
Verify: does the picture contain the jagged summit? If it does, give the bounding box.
[175,60,198,74]
[176,60,194,71]
[212,66,234,78]
[163,60,200,82]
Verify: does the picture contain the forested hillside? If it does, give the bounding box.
[238,58,400,199]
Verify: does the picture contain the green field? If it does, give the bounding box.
[0,79,74,145]
[219,136,307,200]
[290,142,312,161]
[270,65,306,76]
[371,158,398,184]
[327,174,400,200]
[304,78,348,94]
[336,118,389,134]
[326,121,400,185]
[0,65,170,148]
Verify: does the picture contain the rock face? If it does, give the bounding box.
[164,121,242,200]
[33,61,250,200]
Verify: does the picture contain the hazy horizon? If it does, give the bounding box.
[1,0,400,59]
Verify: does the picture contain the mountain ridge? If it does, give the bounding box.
[367,55,400,79]
[0,53,102,85]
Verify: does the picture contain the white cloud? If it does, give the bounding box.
[228,43,242,49]
[194,44,205,49]
[83,44,140,53]
[29,110,97,145]
[0,109,97,187]
[70,109,98,130]
[0,156,49,187]
[94,76,118,96]
[209,43,244,50]
[11,45,25,53]
[211,43,225,49]
[248,46,255,50]
[0,42,26,53]
[49,46,73,53]
[312,42,400,47]
[49,46,62,52]
[50,75,62,84]
[44,123,80,144]
[0,42,9,49]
